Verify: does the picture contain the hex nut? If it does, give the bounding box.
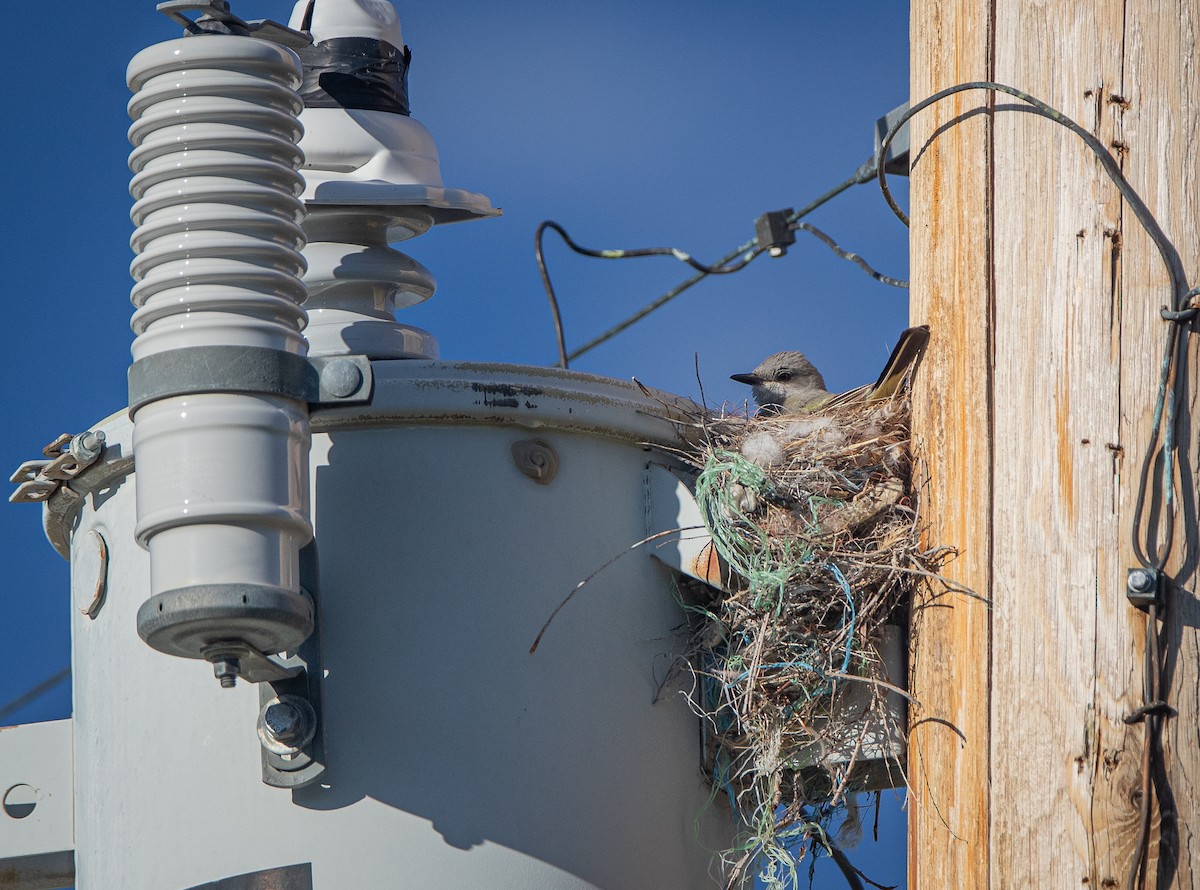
[1128,568,1156,593]
[258,694,317,755]
[212,658,241,689]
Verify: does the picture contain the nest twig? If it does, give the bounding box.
[669,392,945,888]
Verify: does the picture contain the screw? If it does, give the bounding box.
[1128,569,1156,594]
[263,701,305,744]
[258,695,316,755]
[212,658,241,689]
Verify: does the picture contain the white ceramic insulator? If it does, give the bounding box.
[127,36,313,599]
[302,206,439,358]
[291,0,405,45]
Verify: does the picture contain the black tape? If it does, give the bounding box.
[296,37,411,115]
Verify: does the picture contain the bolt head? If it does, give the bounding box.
[1128,568,1156,594]
[263,701,304,742]
[321,359,363,399]
[258,695,317,756]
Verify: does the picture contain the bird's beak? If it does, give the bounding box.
[730,373,762,386]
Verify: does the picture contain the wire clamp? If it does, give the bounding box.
[755,209,796,257]
[8,431,107,504]
[157,0,312,48]
[1125,567,1160,611]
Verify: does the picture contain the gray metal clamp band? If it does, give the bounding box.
[128,346,317,415]
[128,347,374,414]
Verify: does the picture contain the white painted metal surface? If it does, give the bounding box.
[0,719,73,889]
[65,363,731,888]
[126,36,314,623]
[645,463,726,589]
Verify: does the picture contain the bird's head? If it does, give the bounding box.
[731,350,828,413]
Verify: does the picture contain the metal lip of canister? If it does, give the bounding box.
[41,361,695,556]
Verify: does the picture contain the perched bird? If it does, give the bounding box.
[730,351,830,414]
[731,325,930,414]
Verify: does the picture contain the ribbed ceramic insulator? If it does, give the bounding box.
[128,37,308,356]
[126,35,314,648]
[301,206,439,358]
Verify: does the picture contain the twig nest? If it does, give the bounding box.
[673,391,945,888]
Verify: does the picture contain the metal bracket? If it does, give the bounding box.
[199,642,304,685]
[128,346,374,415]
[1126,567,1160,611]
[874,102,911,177]
[309,355,374,406]
[9,431,106,504]
[644,462,726,590]
[0,719,74,885]
[259,542,326,789]
[128,346,315,415]
[156,1,313,49]
[184,863,313,890]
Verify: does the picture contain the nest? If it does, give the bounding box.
[668,391,946,888]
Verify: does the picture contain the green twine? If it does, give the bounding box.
[695,449,803,610]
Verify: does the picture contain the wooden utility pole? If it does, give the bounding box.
[908,2,1200,887]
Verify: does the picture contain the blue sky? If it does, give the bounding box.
[0,1,910,885]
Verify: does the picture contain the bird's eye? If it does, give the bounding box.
[775,371,793,382]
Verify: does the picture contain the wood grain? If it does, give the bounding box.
[908,2,994,888]
[911,0,1200,887]
[990,4,1136,888]
[1119,5,1200,886]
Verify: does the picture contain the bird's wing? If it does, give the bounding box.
[865,324,930,402]
[820,325,930,408]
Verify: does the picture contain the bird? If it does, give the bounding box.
[731,325,930,414]
[730,351,829,414]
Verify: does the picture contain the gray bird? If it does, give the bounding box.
[731,326,930,414]
[730,351,830,414]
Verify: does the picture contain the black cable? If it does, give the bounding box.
[1126,605,1159,890]
[0,666,70,722]
[536,220,766,368]
[876,82,1188,310]
[883,81,1189,592]
[534,221,571,369]
[794,222,908,289]
[556,168,877,365]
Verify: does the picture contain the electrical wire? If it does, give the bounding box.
[536,220,767,368]
[543,160,900,367]
[794,222,908,289]
[881,81,1191,890]
[534,221,572,369]
[0,666,70,723]
[876,82,1187,305]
